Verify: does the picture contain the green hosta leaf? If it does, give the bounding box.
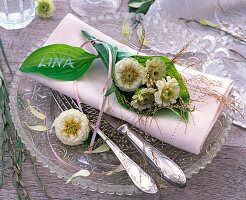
[82,30,117,72]
[84,143,109,154]
[82,30,134,73]
[19,44,97,81]
[128,0,155,15]
[200,18,219,28]
[66,169,90,184]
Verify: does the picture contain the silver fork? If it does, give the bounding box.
[50,89,158,194]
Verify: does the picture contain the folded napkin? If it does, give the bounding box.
[26,13,233,154]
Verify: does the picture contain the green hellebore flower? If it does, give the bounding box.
[35,0,56,18]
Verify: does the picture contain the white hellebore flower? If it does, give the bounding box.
[131,88,156,111]
[154,76,180,107]
[114,58,144,92]
[143,57,166,87]
[54,109,89,146]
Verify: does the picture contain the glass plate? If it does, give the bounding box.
[9,12,233,195]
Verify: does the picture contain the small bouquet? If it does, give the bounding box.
[20,30,190,123]
[19,30,192,149]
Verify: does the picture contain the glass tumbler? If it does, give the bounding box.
[0,0,35,30]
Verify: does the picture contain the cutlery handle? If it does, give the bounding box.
[117,124,186,188]
[89,123,157,194]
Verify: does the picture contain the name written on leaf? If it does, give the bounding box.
[38,56,74,68]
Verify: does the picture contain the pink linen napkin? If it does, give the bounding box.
[26,13,233,154]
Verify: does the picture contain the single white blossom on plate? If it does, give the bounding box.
[35,0,56,18]
[154,76,180,107]
[114,58,144,92]
[131,87,156,111]
[54,109,89,146]
[143,57,166,87]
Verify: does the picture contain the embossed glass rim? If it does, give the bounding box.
[9,12,233,195]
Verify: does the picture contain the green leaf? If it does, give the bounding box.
[19,44,97,81]
[82,131,101,147]
[66,169,90,184]
[84,143,109,154]
[128,0,142,12]
[105,83,117,96]
[169,108,188,121]
[129,1,145,8]
[200,18,219,28]
[106,164,125,176]
[82,30,117,72]
[115,89,133,111]
[82,30,134,75]
[27,99,46,120]
[128,0,155,15]
[122,17,131,38]
[115,46,134,62]
[24,122,47,131]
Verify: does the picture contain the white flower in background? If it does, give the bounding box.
[114,58,144,92]
[154,76,180,107]
[54,109,89,146]
[35,0,56,18]
[131,87,156,111]
[143,57,166,87]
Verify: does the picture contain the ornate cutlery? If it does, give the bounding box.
[50,89,158,194]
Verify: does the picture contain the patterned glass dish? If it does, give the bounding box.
[9,12,233,195]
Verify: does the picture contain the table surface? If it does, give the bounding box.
[1,1,246,199]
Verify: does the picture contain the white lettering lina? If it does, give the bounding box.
[37,56,75,68]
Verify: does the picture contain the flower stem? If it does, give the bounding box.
[179,17,246,44]
[0,38,12,76]
[0,40,47,199]
[229,49,246,60]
